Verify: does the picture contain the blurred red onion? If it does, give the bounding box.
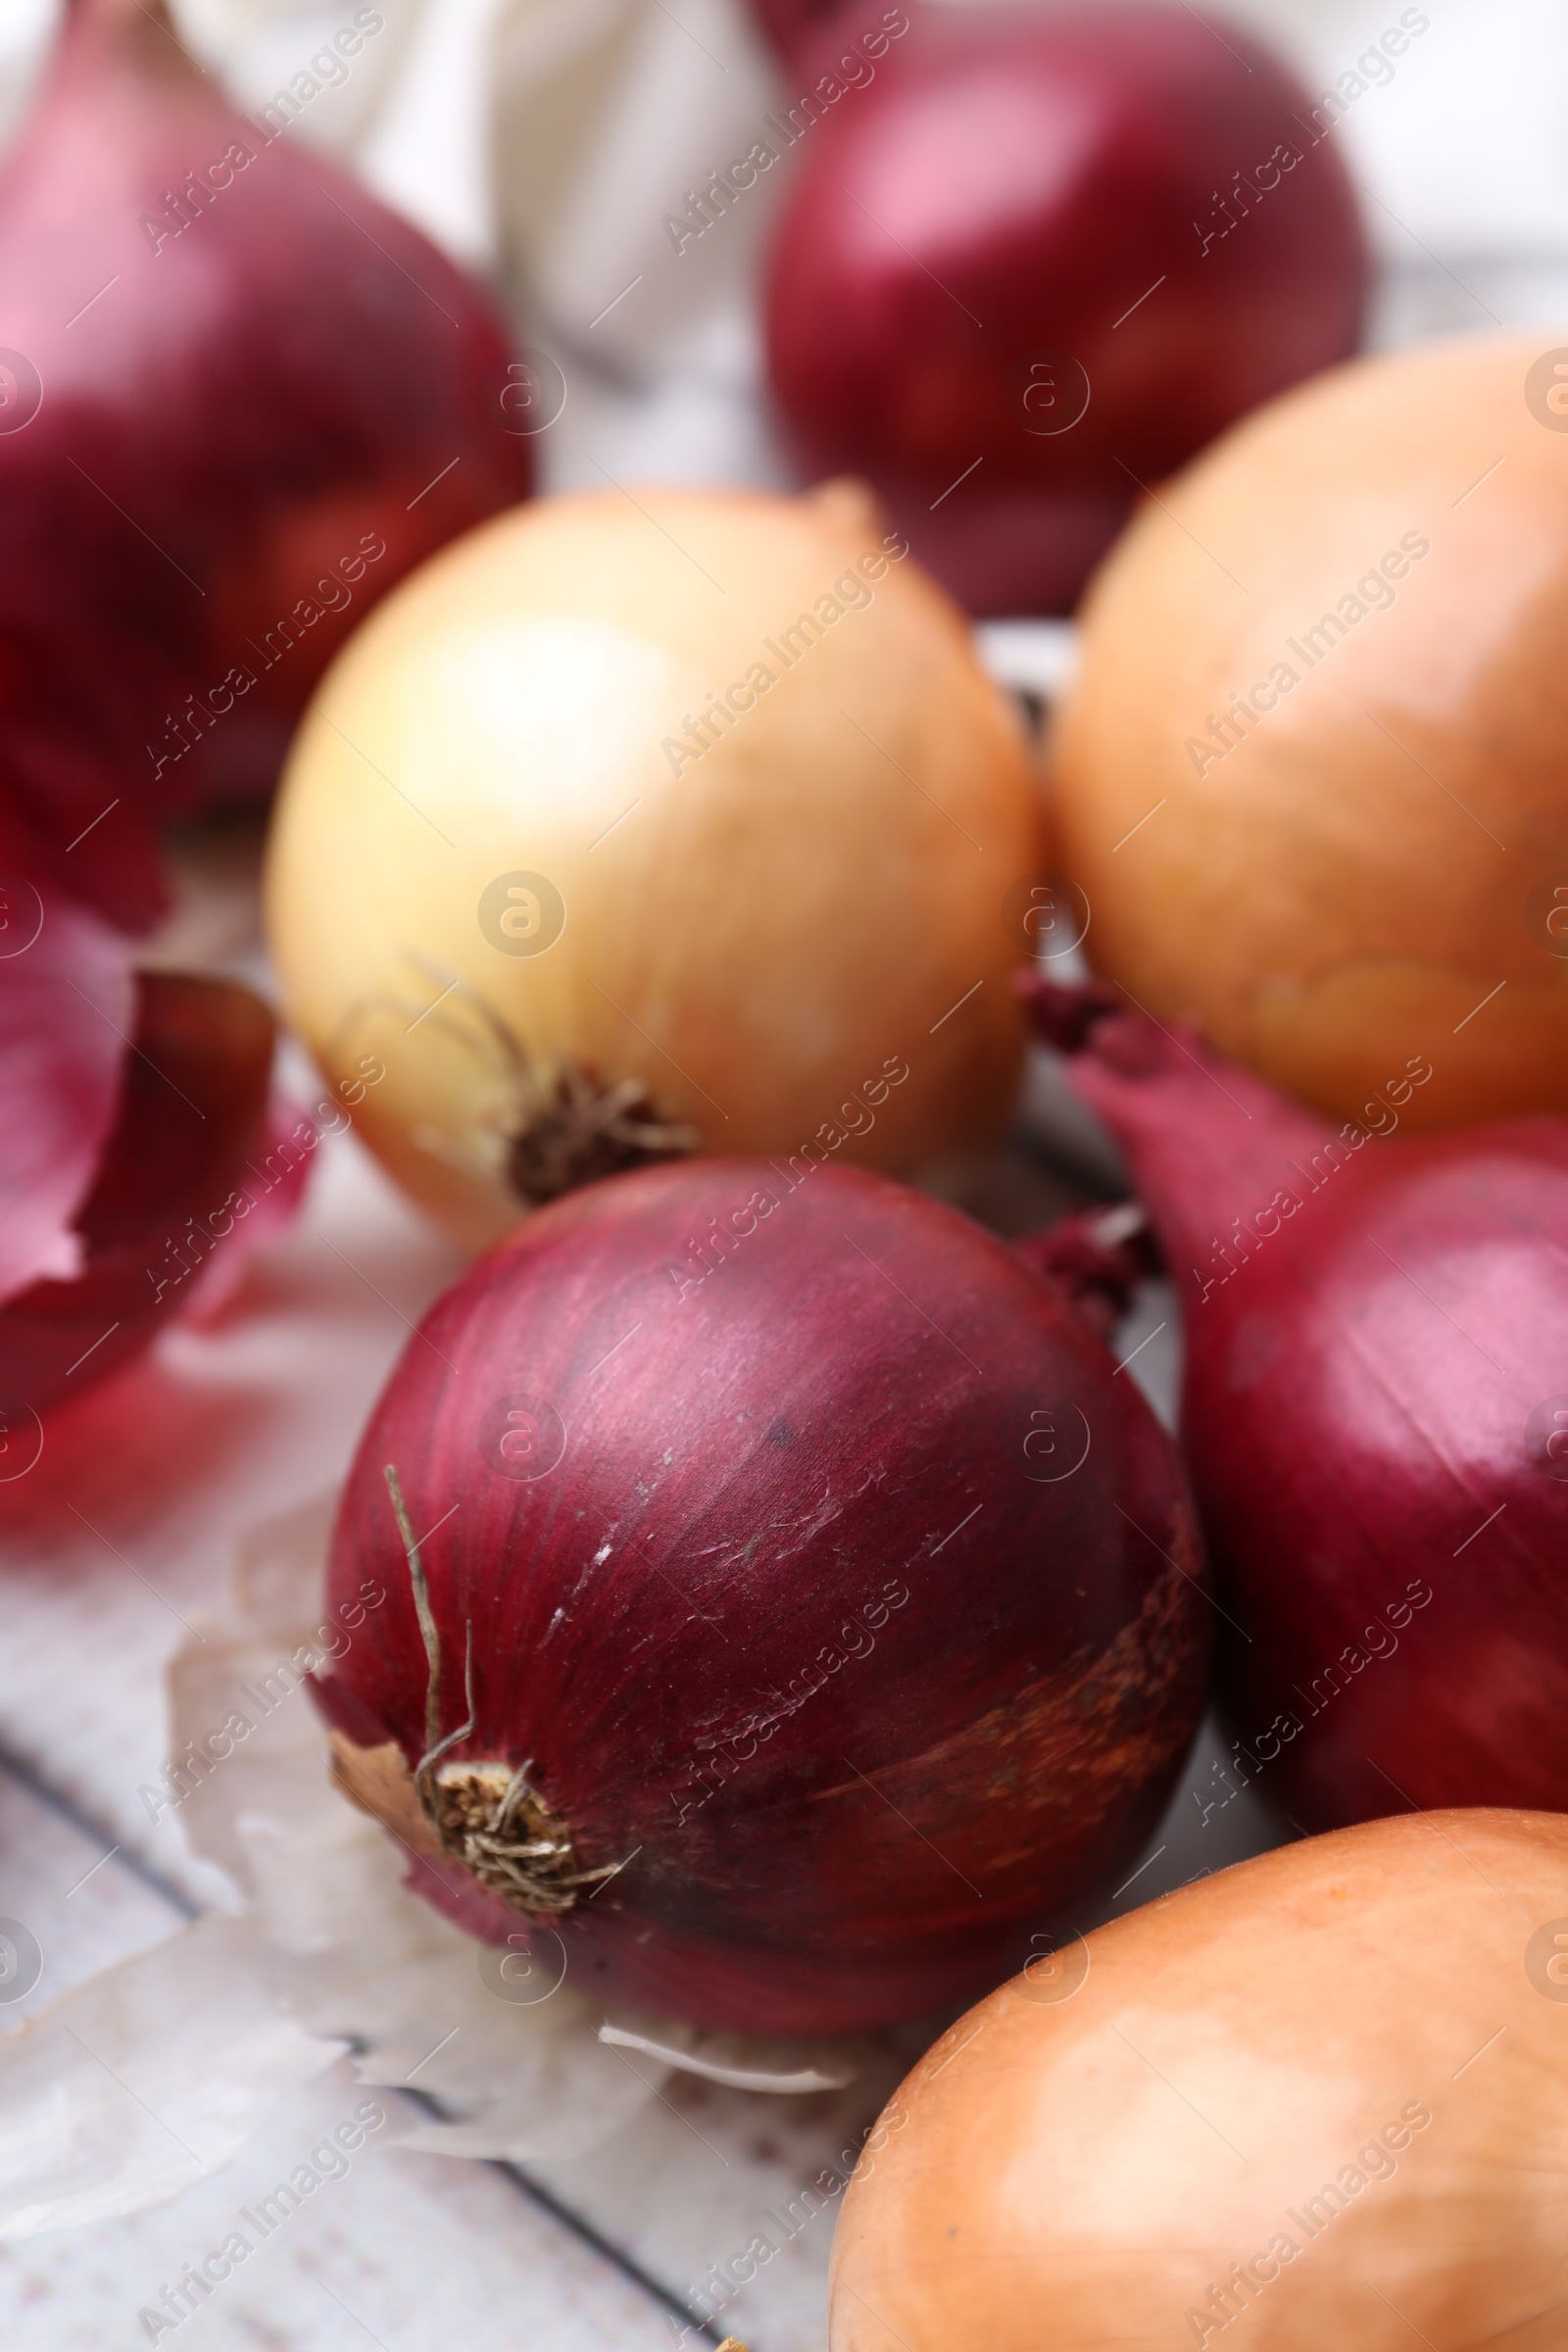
[0,0,532,926]
[763,0,1369,613]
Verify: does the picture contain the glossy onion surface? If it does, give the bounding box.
[0,0,529,925]
[831,1808,1568,2351]
[764,0,1367,613]
[266,485,1040,1248]
[317,1158,1208,2034]
[1027,978,1568,1833]
[1052,335,1568,1126]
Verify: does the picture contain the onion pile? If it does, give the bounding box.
[1053,334,1568,1128]
[266,484,1041,1248]
[1026,974,1568,1832]
[829,1806,1568,2351]
[763,0,1366,613]
[312,1156,1208,2034]
[0,0,528,928]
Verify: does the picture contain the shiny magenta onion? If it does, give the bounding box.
[763,0,1368,614]
[0,0,530,926]
[314,1157,1208,2034]
[1026,974,1568,1832]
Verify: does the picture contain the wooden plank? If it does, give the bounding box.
[0,1768,186,2032]
[0,2062,690,2352]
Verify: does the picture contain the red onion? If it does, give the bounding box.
[762,0,1368,615]
[1025,975,1568,1833]
[0,0,530,928]
[314,1158,1207,2034]
[0,884,307,1429]
[745,0,851,59]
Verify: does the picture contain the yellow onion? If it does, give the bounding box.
[830,1807,1568,2350]
[1053,336,1568,1130]
[265,484,1039,1247]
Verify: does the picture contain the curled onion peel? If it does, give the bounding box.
[0,882,135,1306]
[0,0,529,927]
[314,1157,1208,2035]
[265,484,1041,1248]
[0,960,306,1421]
[1026,974,1568,1832]
[829,1808,1568,2352]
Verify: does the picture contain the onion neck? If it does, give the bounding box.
[377,1462,616,1915]
[506,1055,698,1206]
[60,0,193,83]
[1019,973,1346,1274]
[1015,1200,1157,1337]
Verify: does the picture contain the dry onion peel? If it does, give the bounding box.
[0,892,312,1419]
[595,2026,854,2093]
[0,886,132,1302]
[0,1913,344,2240]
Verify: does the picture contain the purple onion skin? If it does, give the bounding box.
[746,0,856,59]
[0,0,529,928]
[763,1,1367,616]
[318,1158,1207,2035]
[1028,983,1568,1833]
[0,973,288,1412]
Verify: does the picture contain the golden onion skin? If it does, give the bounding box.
[830,1809,1568,2351]
[1053,336,1568,1131]
[265,485,1040,1247]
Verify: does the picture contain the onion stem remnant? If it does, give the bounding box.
[381,1462,616,1913]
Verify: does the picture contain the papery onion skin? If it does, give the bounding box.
[1053,337,1568,1127]
[0,0,529,928]
[0,884,135,1305]
[1025,976,1568,1833]
[829,1807,1568,2352]
[313,1157,1208,2035]
[763,1,1367,615]
[266,485,1042,1249]
[0,971,302,1414]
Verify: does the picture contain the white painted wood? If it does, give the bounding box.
[0,2061,686,2352]
[0,1772,185,2030]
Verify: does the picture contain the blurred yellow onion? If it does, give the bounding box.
[265,484,1042,1246]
